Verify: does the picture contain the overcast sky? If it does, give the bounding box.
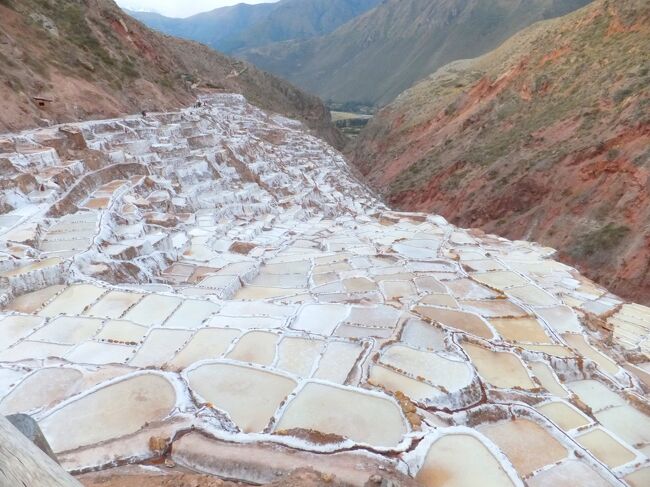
[115,0,279,18]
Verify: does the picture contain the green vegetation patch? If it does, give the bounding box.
[569,223,631,260]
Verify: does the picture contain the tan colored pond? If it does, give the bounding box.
[123,294,182,327]
[576,427,636,468]
[478,419,567,476]
[369,365,440,402]
[130,329,192,367]
[533,306,582,334]
[380,344,472,391]
[380,280,417,301]
[66,341,134,365]
[40,374,176,452]
[312,341,363,384]
[445,279,497,299]
[400,319,446,351]
[234,286,304,300]
[535,401,591,431]
[40,284,106,317]
[164,300,221,328]
[4,285,65,313]
[169,328,240,369]
[418,294,459,308]
[0,367,82,415]
[30,316,103,346]
[506,285,557,306]
[567,380,626,412]
[416,434,515,487]
[413,307,493,339]
[0,340,71,362]
[462,343,535,389]
[0,257,62,277]
[291,304,349,336]
[471,271,529,290]
[489,317,551,343]
[624,467,650,487]
[96,320,148,343]
[460,299,527,318]
[528,362,568,397]
[84,291,144,319]
[187,363,296,433]
[595,405,650,456]
[563,334,619,376]
[0,315,44,350]
[276,337,324,377]
[226,331,279,366]
[275,382,407,447]
[528,460,611,487]
[343,277,378,293]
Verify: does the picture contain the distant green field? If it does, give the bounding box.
[331,111,373,122]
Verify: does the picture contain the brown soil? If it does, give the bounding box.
[78,466,350,487]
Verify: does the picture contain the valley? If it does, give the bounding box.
[331,111,372,139]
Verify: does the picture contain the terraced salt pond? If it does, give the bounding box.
[0,94,648,485]
[415,434,516,486]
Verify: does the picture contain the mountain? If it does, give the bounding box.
[351,0,650,304]
[239,0,593,108]
[125,3,278,53]
[127,0,382,54]
[0,0,343,147]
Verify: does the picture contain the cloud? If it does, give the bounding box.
[115,0,277,18]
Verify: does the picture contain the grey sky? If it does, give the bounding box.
[115,0,279,18]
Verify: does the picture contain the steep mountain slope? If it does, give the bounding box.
[239,0,592,108]
[125,3,278,53]
[0,0,343,147]
[351,0,650,304]
[127,0,382,54]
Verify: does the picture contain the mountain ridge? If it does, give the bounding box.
[238,0,593,107]
[126,0,382,54]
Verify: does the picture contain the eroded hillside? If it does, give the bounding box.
[0,94,649,487]
[352,0,650,305]
[0,0,343,147]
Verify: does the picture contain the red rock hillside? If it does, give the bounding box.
[351,0,650,304]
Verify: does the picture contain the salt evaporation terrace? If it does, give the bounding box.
[0,94,649,486]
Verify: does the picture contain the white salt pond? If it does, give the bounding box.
[478,419,567,476]
[416,434,516,486]
[462,343,535,389]
[40,374,176,452]
[187,363,297,432]
[275,382,407,447]
[379,344,472,391]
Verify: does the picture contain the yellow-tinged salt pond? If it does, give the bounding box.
[275,382,408,447]
[187,362,296,433]
[416,434,516,487]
